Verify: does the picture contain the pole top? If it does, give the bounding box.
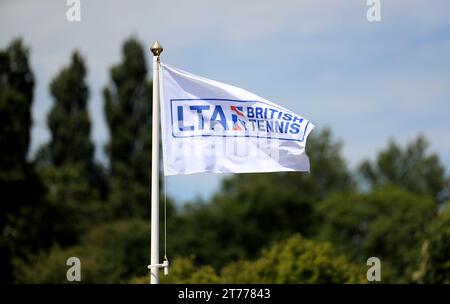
[151,41,163,56]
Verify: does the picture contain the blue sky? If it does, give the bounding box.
[1,0,449,203]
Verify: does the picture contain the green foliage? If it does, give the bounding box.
[0,39,45,283]
[103,37,152,218]
[0,39,34,178]
[359,137,449,203]
[14,220,150,283]
[16,230,364,284]
[25,52,107,260]
[45,52,94,170]
[36,164,106,245]
[220,234,365,283]
[160,257,220,284]
[0,38,34,183]
[13,245,85,284]
[316,186,436,282]
[129,257,224,284]
[413,202,450,283]
[131,235,364,284]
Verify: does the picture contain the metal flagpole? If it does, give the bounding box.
[149,41,163,284]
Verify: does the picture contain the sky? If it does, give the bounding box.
[1,0,449,204]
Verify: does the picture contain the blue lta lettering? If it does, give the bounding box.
[173,100,306,140]
[177,106,194,131]
[189,105,209,130]
[210,106,227,130]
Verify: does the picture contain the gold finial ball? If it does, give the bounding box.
[151,41,163,56]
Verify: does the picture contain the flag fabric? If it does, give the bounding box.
[159,63,315,176]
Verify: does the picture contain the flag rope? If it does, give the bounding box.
[164,174,168,260]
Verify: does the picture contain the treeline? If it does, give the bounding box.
[0,38,449,283]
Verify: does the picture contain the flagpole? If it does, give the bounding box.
[149,41,163,284]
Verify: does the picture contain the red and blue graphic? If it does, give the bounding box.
[230,106,246,131]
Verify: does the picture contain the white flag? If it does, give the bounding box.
[159,63,315,176]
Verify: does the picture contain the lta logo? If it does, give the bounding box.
[230,106,245,131]
[171,98,309,142]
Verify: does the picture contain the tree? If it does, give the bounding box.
[315,186,436,282]
[131,235,365,284]
[31,52,106,246]
[35,164,105,246]
[413,201,450,283]
[0,39,46,283]
[0,39,34,178]
[130,256,220,284]
[41,51,95,174]
[14,219,150,283]
[35,50,107,194]
[160,257,220,284]
[0,39,34,223]
[358,136,449,203]
[103,37,152,218]
[220,234,365,283]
